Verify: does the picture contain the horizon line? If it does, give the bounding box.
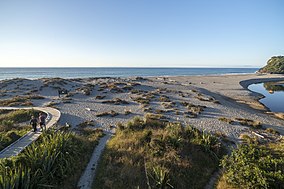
[0,66,259,69]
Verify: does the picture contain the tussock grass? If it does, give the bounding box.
[94,117,224,189]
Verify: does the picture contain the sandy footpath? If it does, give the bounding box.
[1,73,284,188]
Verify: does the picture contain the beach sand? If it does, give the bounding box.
[1,73,284,138]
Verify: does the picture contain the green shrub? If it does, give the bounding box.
[221,144,284,188]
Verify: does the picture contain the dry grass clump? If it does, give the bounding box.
[142,93,155,100]
[42,77,68,86]
[94,117,224,189]
[0,96,38,107]
[77,120,96,128]
[134,77,148,81]
[184,111,197,118]
[162,102,176,109]
[102,98,129,105]
[187,104,206,115]
[180,101,190,106]
[239,134,258,144]
[124,109,132,115]
[96,110,119,117]
[155,109,165,114]
[265,128,280,135]
[145,113,167,121]
[65,91,77,97]
[130,89,144,94]
[109,85,124,93]
[159,95,171,102]
[143,107,153,113]
[218,117,234,124]
[77,84,95,95]
[122,85,133,91]
[132,96,150,105]
[95,95,106,100]
[235,118,262,129]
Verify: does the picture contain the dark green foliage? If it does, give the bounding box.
[258,56,284,74]
[221,144,284,188]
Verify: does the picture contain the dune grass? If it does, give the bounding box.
[93,116,225,189]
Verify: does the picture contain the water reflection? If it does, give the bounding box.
[263,82,284,94]
[248,81,284,113]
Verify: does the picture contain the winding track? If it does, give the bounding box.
[0,107,61,159]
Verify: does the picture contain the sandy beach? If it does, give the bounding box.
[1,73,284,139]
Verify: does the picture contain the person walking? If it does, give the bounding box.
[39,112,47,131]
[30,116,38,132]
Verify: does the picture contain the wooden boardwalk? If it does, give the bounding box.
[0,107,61,159]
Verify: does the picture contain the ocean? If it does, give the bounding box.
[0,67,258,80]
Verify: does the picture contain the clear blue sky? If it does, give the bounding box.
[0,0,283,67]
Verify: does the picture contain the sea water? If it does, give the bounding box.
[0,67,258,80]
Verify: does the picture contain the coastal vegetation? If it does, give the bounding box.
[93,116,225,189]
[258,56,284,74]
[0,128,103,188]
[218,139,284,188]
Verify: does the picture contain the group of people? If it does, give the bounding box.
[29,112,47,132]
